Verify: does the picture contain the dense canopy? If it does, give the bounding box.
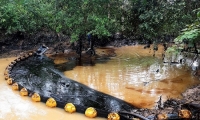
[0,0,199,40]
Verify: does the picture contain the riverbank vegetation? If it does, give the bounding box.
[0,0,200,59]
[0,0,199,41]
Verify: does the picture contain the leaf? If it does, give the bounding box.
[197,11,200,18]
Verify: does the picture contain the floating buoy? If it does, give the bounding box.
[6,66,12,70]
[16,58,21,62]
[12,83,19,90]
[46,98,57,108]
[64,103,76,113]
[7,78,13,85]
[11,61,16,64]
[24,54,29,58]
[178,109,191,119]
[157,113,168,120]
[85,107,97,118]
[20,56,25,60]
[20,88,28,96]
[5,75,9,80]
[4,70,9,76]
[108,112,120,120]
[9,63,13,67]
[28,52,33,56]
[31,93,41,102]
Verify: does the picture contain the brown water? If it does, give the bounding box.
[63,45,200,108]
[0,58,105,120]
[0,45,199,120]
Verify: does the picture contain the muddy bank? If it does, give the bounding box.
[0,31,70,57]
[0,30,137,58]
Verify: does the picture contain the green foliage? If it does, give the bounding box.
[175,29,200,43]
[0,2,33,34]
[0,0,53,34]
[166,45,179,54]
[0,0,200,43]
[63,0,122,41]
[123,0,198,40]
[165,7,200,56]
[0,0,122,41]
[175,8,200,45]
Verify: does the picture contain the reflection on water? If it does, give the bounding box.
[0,58,105,120]
[63,45,200,108]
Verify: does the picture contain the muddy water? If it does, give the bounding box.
[63,45,200,108]
[0,45,199,120]
[0,58,105,120]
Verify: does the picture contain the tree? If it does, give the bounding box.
[1,0,200,47]
[174,8,200,54]
[62,0,122,57]
[122,0,199,41]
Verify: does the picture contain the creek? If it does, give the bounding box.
[59,45,200,108]
[0,45,199,120]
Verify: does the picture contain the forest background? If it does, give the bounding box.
[0,0,200,53]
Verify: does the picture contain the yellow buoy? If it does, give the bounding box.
[108,112,120,120]
[7,78,13,85]
[5,75,9,80]
[64,103,76,113]
[4,70,9,76]
[178,109,192,119]
[20,88,28,96]
[31,93,41,102]
[85,107,97,118]
[157,113,168,120]
[12,83,19,90]
[46,98,57,108]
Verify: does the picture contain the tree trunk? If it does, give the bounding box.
[77,35,83,58]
